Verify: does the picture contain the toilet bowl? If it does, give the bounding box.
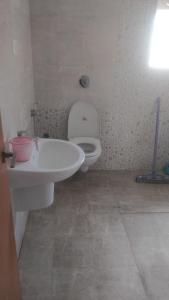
[68,101,102,172]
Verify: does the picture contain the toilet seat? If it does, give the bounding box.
[70,137,101,158]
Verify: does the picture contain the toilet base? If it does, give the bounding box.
[80,155,99,172]
[80,165,89,172]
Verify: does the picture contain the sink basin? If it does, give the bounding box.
[8,138,85,189]
[8,138,84,211]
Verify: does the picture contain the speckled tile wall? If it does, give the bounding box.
[30,0,169,170]
[0,0,34,139]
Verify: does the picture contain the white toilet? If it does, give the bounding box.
[68,101,102,172]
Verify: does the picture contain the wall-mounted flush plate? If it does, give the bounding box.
[79,75,90,88]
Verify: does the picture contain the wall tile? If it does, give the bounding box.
[0,0,34,139]
[30,0,169,170]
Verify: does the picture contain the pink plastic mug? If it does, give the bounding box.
[9,136,36,162]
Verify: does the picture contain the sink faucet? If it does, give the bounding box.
[17,130,27,137]
[2,151,16,168]
[9,152,16,168]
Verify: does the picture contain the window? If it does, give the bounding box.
[149,7,169,69]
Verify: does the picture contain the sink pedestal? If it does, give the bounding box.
[11,183,54,212]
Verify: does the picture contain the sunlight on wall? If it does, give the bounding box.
[149,9,169,69]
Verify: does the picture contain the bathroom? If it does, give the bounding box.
[1,0,169,299]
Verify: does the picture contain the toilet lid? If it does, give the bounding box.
[68,101,98,139]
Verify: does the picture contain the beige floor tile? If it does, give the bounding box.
[20,170,169,299]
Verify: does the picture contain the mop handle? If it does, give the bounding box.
[152,97,160,176]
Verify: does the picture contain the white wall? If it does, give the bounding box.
[0,0,35,254]
[0,0,34,139]
[30,0,169,170]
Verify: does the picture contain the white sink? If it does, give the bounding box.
[8,138,84,188]
[8,139,84,211]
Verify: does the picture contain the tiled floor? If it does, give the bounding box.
[19,171,169,300]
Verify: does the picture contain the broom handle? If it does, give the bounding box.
[152,97,160,176]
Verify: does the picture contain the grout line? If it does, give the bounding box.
[120,212,151,300]
[120,211,169,214]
